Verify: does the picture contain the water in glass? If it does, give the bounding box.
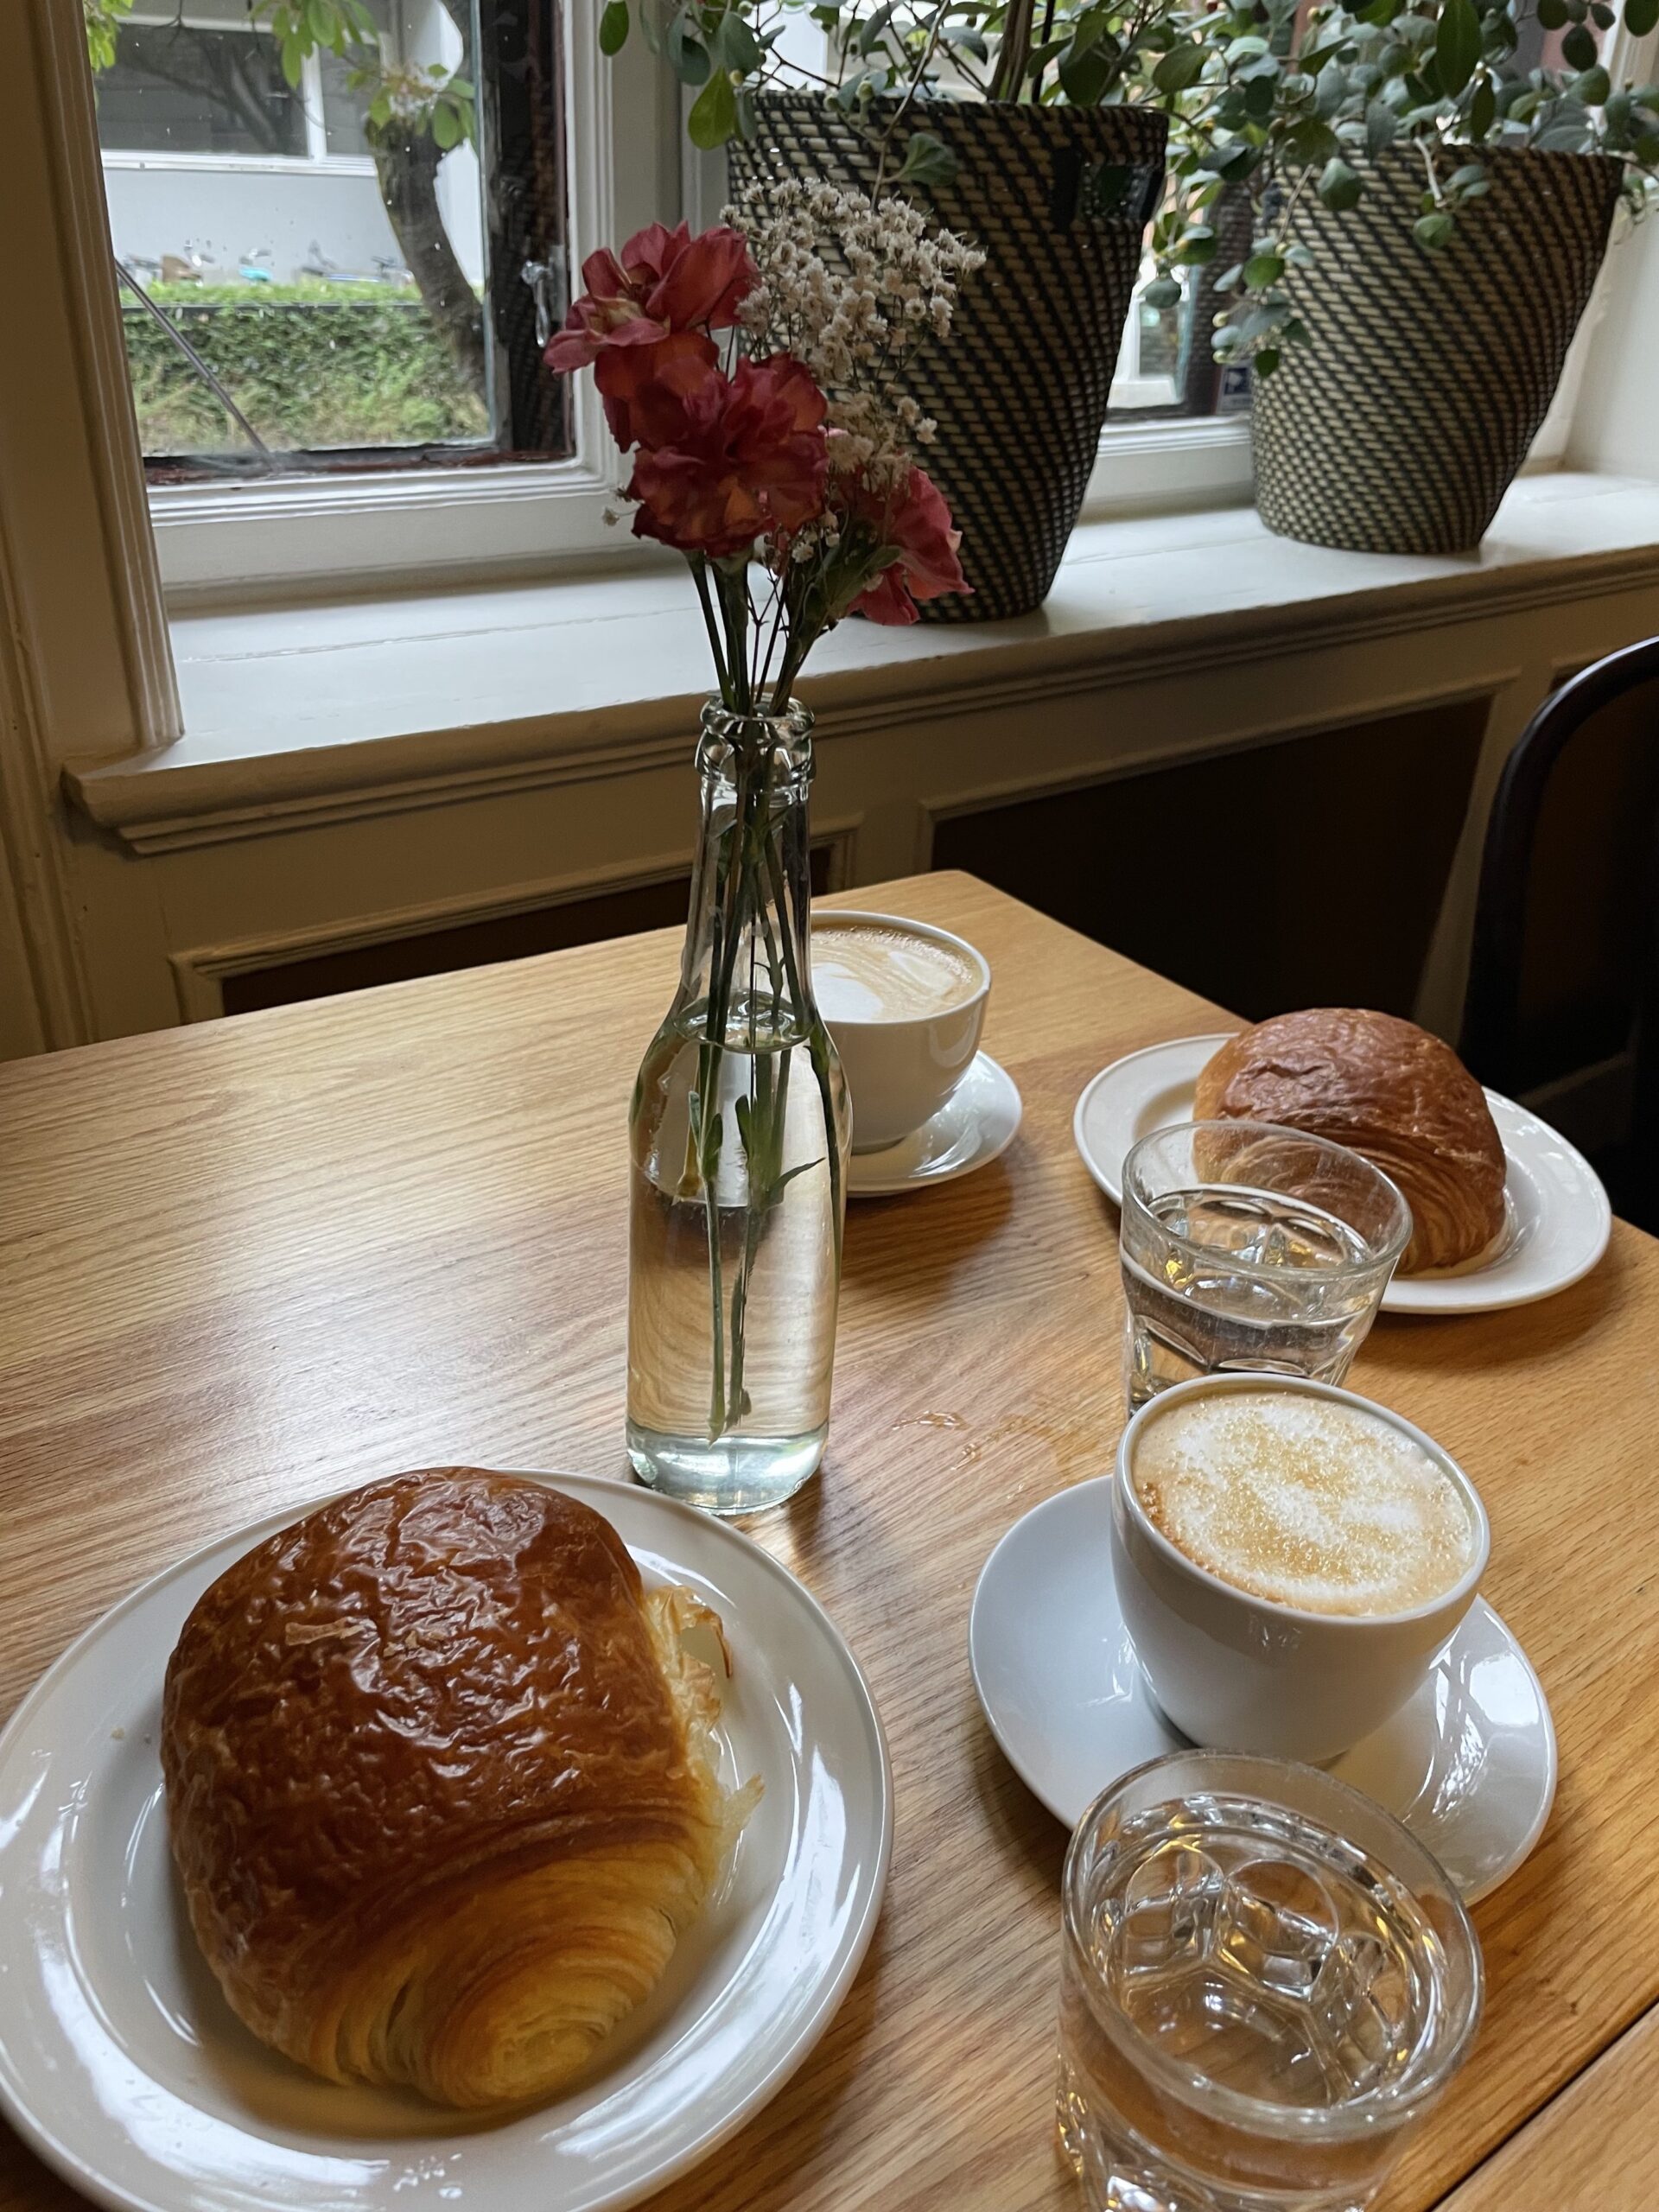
[1058,1756,1481,2212]
[1118,1125,1411,1414]
[1122,1185,1383,1411]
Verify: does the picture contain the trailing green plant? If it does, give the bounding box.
[1143,0,1659,372]
[606,1,1659,373]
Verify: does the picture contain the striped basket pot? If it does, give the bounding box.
[1252,146,1624,556]
[729,94,1167,623]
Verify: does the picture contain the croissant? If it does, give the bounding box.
[162,1470,758,2109]
[1194,1009,1508,1274]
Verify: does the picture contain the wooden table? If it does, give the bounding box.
[3,871,1657,2212]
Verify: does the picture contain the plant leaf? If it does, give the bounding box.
[1153,41,1205,92]
[600,0,630,57]
[710,9,763,74]
[1255,346,1281,374]
[897,129,957,187]
[1243,250,1286,286]
[687,61,738,148]
[1468,73,1496,137]
[1627,0,1659,34]
[1435,0,1480,99]
[1561,20,1599,66]
[431,99,461,149]
[1414,208,1455,248]
[1318,155,1363,209]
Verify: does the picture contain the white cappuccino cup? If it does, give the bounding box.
[810,911,989,1154]
[1111,1374,1490,1763]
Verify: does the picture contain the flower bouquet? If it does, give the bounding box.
[548,186,982,1514]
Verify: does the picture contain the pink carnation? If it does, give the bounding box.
[851,467,968,624]
[544,222,754,372]
[626,353,829,562]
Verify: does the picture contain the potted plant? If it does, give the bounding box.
[600,3,1185,620]
[1146,0,1659,551]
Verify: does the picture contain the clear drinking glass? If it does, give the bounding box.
[1058,1751,1482,2212]
[1119,1122,1411,1412]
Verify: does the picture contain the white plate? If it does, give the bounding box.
[1072,1033,1612,1315]
[847,1050,1021,1198]
[0,1472,893,2212]
[969,1476,1555,1903]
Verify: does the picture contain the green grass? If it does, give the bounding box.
[122,287,490,454]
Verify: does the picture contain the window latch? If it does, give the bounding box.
[521,248,569,350]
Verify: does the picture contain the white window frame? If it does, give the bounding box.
[144,6,677,600]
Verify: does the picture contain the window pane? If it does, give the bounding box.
[96,21,305,159]
[94,1,571,474]
[319,48,372,159]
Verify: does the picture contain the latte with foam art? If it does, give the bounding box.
[1130,1389,1475,1618]
[812,921,980,1024]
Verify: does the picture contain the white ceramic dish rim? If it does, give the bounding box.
[1116,1374,1491,1632]
[844,1052,1021,1198]
[966,1478,1558,1904]
[810,908,989,1029]
[0,1470,894,2212]
[1072,1033,1613,1314]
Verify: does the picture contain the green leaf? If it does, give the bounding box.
[1468,73,1497,137]
[1561,20,1599,66]
[1414,209,1455,248]
[1172,224,1218,263]
[666,14,712,84]
[1637,126,1659,160]
[1574,63,1611,103]
[1435,0,1480,98]
[1283,117,1340,163]
[1058,39,1114,101]
[431,99,461,149]
[1154,41,1205,92]
[279,32,304,86]
[1143,276,1183,308]
[1538,0,1569,22]
[600,0,630,57]
[1255,346,1281,374]
[1318,155,1363,209]
[687,63,738,148]
[710,9,763,74]
[1243,250,1286,286]
[1628,0,1659,34]
[1449,160,1488,187]
[1365,96,1398,151]
[896,129,957,188]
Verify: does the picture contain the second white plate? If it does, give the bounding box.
[1072,1033,1612,1315]
[0,1471,893,2212]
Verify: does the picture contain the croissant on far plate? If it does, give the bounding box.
[1193,1008,1509,1274]
[162,1469,759,2110]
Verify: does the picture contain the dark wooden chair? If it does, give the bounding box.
[1459,636,1659,1234]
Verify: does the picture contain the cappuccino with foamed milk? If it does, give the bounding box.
[812,920,980,1024]
[1130,1388,1475,1617]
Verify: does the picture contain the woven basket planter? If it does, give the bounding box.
[1253,146,1623,556]
[729,95,1166,622]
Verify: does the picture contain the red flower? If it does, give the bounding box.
[626,354,829,561]
[544,222,754,372]
[594,328,718,452]
[850,467,968,624]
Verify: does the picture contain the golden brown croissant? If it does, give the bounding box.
[1194,1009,1508,1274]
[162,1470,758,2109]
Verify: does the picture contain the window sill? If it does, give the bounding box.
[66,469,1659,855]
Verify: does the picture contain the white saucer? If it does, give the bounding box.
[0,1472,892,2212]
[848,1050,1021,1198]
[1073,1033,1612,1315]
[969,1476,1555,1903]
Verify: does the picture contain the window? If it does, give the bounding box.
[94,0,569,474]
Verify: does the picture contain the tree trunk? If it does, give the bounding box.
[372,124,486,397]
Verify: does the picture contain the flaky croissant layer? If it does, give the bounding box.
[162,1472,760,2108]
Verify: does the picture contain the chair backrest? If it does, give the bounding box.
[1460,637,1659,1107]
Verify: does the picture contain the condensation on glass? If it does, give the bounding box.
[92,0,570,477]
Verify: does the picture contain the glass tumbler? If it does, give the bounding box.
[1119,1122,1411,1412]
[1058,1750,1482,2212]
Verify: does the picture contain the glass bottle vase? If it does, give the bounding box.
[626,701,849,1515]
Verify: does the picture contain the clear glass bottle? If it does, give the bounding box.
[626,701,849,1515]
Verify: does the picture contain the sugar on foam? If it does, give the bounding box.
[1130,1389,1475,1617]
